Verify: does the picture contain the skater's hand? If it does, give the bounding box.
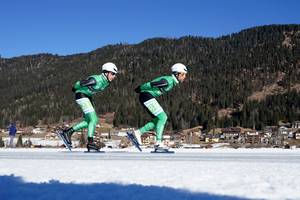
[134,86,141,93]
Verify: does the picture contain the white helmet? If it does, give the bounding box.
[102,62,118,73]
[171,63,187,73]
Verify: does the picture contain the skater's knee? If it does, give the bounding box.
[157,112,167,124]
[90,116,98,125]
[89,114,99,125]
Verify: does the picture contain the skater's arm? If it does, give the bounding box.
[136,79,168,93]
[150,79,168,88]
[80,77,96,87]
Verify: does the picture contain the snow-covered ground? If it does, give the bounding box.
[0,148,300,200]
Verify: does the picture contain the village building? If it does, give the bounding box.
[221,127,241,143]
[181,126,203,144]
[263,126,278,137]
[292,121,300,129]
[245,130,261,144]
[295,130,300,140]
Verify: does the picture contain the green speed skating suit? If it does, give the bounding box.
[72,73,109,137]
[135,74,179,141]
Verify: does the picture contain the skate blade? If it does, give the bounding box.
[126,132,142,152]
[84,150,105,153]
[57,131,72,151]
[151,148,174,153]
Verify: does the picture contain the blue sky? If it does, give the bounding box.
[0,0,299,58]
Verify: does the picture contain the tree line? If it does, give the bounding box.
[0,24,299,131]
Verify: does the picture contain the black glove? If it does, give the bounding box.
[72,86,76,93]
[134,86,141,93]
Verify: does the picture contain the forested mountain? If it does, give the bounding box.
[1,24,299,130]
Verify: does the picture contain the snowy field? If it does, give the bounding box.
[0,148,300,200]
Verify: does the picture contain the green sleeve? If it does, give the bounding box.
[140,82,152,90]
[73,81,81,91]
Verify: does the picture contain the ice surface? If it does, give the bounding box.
[0,148,300,200]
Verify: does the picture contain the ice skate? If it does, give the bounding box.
[154,141,169,150]
[61,128,74,147]
[126,131,142,151]
[86,137,100,152]
[133,130,142,145]
[57,129,72,151]
[151,141,174,153]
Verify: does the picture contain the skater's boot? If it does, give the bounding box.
[154,141,169,150]
[87,137,100,152]
[133,130,142,145]
[61,128,74,147]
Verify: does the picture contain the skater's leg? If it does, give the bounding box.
[74,112,98,138]
[75,97,100,151]
[139,118,158,134]
[140,97,167,142]
[155,112,167,142]
[138,93,161,134]
[140,98,166,140]
[72,120,88,131]
[137,93,169,147]
[138,94,169,149]
[86,112,98,137]
[84,112,99,151]
[72,97,97,134]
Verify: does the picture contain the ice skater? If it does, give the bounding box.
[58,62,118,151]
[132,63,187,151]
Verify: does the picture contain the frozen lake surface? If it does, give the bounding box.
[0,148,300,200]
